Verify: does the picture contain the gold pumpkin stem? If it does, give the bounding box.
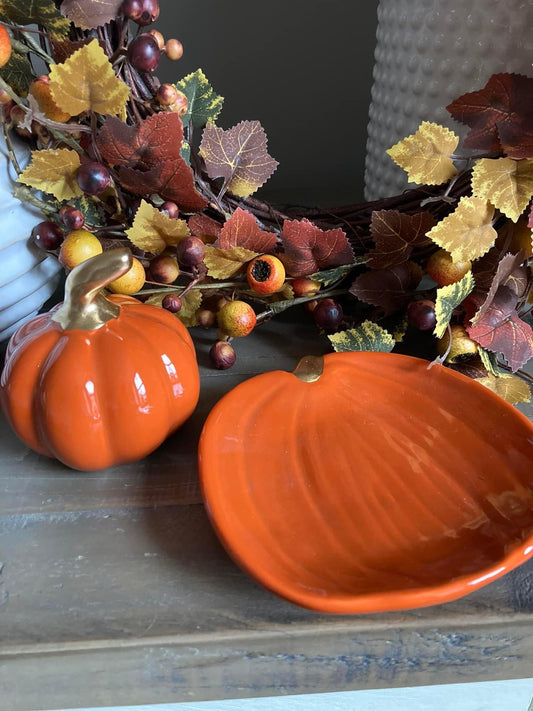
[52,248,133,331]
[293,355,324,383]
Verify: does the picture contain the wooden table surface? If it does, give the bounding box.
[0,312,532,711]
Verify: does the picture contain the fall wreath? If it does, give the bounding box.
[0,0,532,404]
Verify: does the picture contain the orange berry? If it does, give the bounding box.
[149,254,180,284]
[426,249,471,286]
[246,255,286,295]
[436,325,478,363]
[59,230,103,269]
[164,38,183,61]
[147,29,165,50]
[0,26,11,69]
[29,78,71,123]
[169,89,188,116]
[108,257,146,294]
[291,276,321,298]
[217,300,256,338]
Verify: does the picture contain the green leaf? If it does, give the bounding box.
[0,51,33,96]
[0,0,70,37]
[175,68,224,129]
[310,261,364,287]
[434,271,475,339]
[328,321,395,353]
[69,196,106,227]
[478,347,504,376]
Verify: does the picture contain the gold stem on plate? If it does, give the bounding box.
[52,248,133,331]
[293,355,324,383]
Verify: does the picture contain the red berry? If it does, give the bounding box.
[177,236,206,267]
[122,0,159,25]
[58,205,85,230]
[169,90,188,116]
[197,309,216,329]
[31,221,64,250]
[160,201,179,218]
[156,83,178,106]
[210,341,236,370]
[162,294,182,313]
[77,162,112,195]
[127,34,160,72]
[407,300,437,331]
[147,29,165,50]
[313,298,343,332]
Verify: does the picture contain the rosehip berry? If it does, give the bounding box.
[108,257,146,295]
[169,90,188,116]
[149,254,179,284]
[0,25,12,69]
[426,249,471,287]
[246,255,286,295]
[162,293,182,313]
[31,221,64,251]
[160,201,179,218]
[127,34,160,73]
[147,29,165,50]
[77,162,112,195]
[164,38,183,61]
[407,299,437,331]
[59,230,102,269]
[313,298,343,332]
[58,205,85,231]
[156,83,178,106]
[217,300,256,338]
[291,276,321,298]
[177,236,206,267]
[210,341,236,370]
[197,309,216,329]
[122,0,159,25]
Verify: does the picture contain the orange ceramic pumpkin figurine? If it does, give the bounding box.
[0,248,200,471]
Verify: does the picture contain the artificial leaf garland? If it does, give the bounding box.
[0,3,530,399]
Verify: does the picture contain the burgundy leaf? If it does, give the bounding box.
[350,262,423,315]
[498,120,533,159]
[447,73,533,153]
[60,0,123,30]
[471,252,527,325]
[281,218,354,277]
[217,208,277,253]
[367,209,435,269]
[189,214,222,242]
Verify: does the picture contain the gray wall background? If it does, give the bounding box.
[155,1,379,207]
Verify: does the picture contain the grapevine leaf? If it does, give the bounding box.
[126,200,190,254]
[328,321,395,353]
[120,162,207,213]
[309,263,363,287]
[146,290,202,328]
[60,0,122,29]
[51,38,97,64]
[427,196,497,262]
[447,73,533,153]
[188,214,222,243]
[281,218,354,277]
[69,195,105,227]
[204,246,258,279]
[471,157,533,222]
[476,373,531,405]
[49,39,129,118]
[467,292,533,372]
[0,51,32,96]
[498,121,533,159]
[200,120,278,198]
[350,262,423,314]
[0,0,70,37]
[386,121,458,185]
[217,207,277,252]
[18,148,83,201]
[471,252,528,325]
[175,69,224,129]
[367,210,435,269]
[434,271,475,338]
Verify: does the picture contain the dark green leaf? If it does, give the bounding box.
[0,51,32,96]
[328,321,395,353]
[176,69,224,129]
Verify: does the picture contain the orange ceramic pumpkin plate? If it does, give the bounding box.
[199,352,533,614]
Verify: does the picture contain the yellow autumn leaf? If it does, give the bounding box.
[427,196,497,262]
[126,200,190,254]
[204,246,259,279]
[477,374,531,405]
[386,121,458,185]
[471,157,533,223]
[18,148,83,201]
[49,39,129,119]
[145,290,202,327]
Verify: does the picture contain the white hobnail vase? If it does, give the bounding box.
[364,0,533,201]
[0,134,62,342]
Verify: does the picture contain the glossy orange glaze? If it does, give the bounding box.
[0,295,200,471]
[199,352,533,614]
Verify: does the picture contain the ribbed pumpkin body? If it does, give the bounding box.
[0,296,200,471]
